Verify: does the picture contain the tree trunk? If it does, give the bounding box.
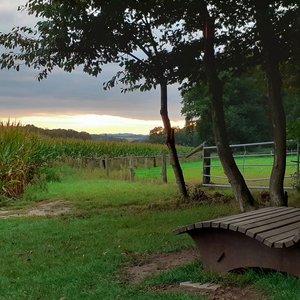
[160,81,189,200]
[201,8,255,212]
[254,1,287,206]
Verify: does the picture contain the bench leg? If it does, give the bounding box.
[189,228,300,277]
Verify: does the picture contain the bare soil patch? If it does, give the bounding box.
[123,248,268,299]
[123,248,201,285]
[0,200,73,219]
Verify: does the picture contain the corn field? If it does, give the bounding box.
[0,122,191,199]
[0,122,46,198]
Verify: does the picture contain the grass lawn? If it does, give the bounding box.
[0,167,300,299]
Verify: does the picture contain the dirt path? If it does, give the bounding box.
[0,200,73,219]
[123,248,201,284]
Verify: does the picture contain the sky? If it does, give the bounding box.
[0,1,185,134]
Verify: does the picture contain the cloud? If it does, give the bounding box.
[0,66,183,120]
[0,1,185,129]
[0,0,37,32]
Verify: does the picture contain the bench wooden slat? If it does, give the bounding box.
[246,216,300,239]
[263,229,299,247]
[234,210,300,233]
[187,224,195,231]
[206,207,281,225]
[274,236,296,248]
[293,231,300,243]
[202,221,213,228]
[217,207,292,229]
[195,222,203,229]
[254,221,300,243]
[173,226,189,235]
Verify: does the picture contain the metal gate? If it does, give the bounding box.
[202,141,299,190]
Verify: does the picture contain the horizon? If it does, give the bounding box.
[0,114,185,135]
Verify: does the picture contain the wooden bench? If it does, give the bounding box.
[174,207,300,276]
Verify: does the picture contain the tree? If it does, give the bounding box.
[181,0,298,208]
[25,124,92,140]
[149,127,165,144]
[211,0,299,206]
[181,83,214,145]
[182,73,273,144]
[0,0,201,199]
[178,0,298,207]
[198,1,255,211]
[253,1,287,206]
[149,125,201,147]
[287,120,300,141]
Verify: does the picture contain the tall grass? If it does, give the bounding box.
[0,122,48,198]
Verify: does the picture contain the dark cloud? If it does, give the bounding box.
[0,68,183,120]
[0,1,184,122]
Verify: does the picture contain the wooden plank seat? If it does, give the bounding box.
[174,207,300,276]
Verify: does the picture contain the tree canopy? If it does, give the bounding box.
[181,69,300,145]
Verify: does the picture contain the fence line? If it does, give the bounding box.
[62,153,200,183]
[60,140,299,190]
[202,140,299,190]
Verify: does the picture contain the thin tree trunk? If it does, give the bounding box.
[254,1,287,206]
[200,5,255,212]
[160,81,189,200]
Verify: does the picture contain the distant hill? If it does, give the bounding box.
[24,124,149,142]
[25,124,92,140]
[91,133,149,142]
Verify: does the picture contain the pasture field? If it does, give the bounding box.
[0,167,300,299]
[136,155,298,187]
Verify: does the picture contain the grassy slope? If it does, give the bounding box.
[0,168,300,299]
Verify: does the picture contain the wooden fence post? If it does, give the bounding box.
[153,156,157,167]
[129,156,135,181]
[144,157,148,169]
[105,156,109,177]
[101,157,106,169]
[202,148,211,184]
[162,154,168,183]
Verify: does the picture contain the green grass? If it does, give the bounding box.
[0,167,299,299]
[135,155,298,187]
[136,160,203,184]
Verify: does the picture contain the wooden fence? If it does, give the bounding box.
[62,154,200,183]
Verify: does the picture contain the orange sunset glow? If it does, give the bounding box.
[0,114,185,134]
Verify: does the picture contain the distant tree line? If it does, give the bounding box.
[25,125,91,140]
[149,126,201,147]
[25,125,150,143]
